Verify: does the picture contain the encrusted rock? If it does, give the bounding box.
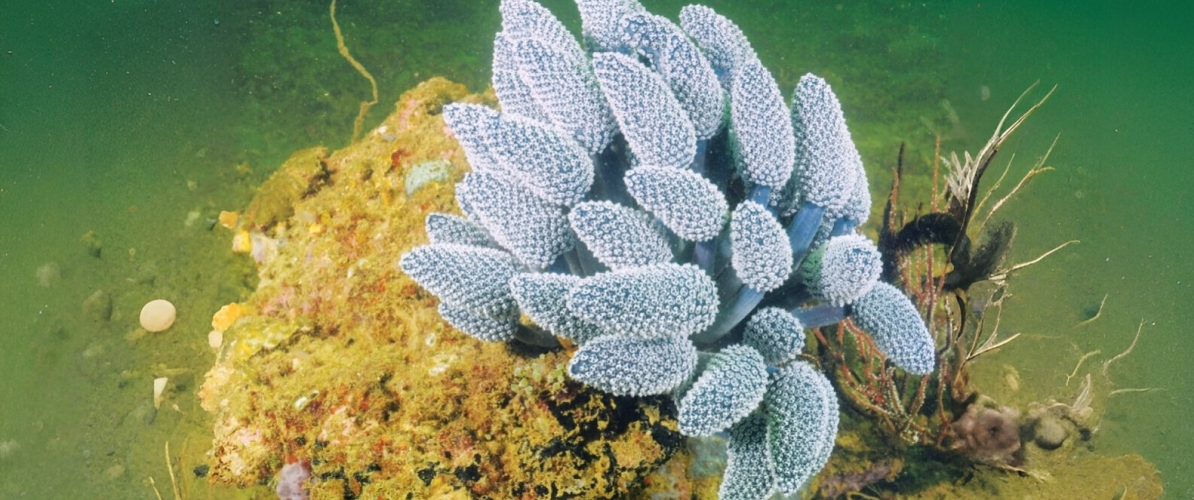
[199,78,680,497]
[1033,414,1069,450]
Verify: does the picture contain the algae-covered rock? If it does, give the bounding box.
[404,159,452,195]
[1033,414,1069,450]
[202,76,1165,500]
[243,146,329,230]
[82,289,113,322]
[200,78,681,498]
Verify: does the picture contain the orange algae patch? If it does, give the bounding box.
[218,210,238,229]
[211,303,245,332]
[199,78,681,498]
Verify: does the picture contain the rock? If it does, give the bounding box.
[244,147,329,230]
[82,289,113,322]
[81,342,105,359]
[129,401,157,425]
[81,231,103,258]
[134,261,158,286]
[404,159,451,195]
[199,80,682,497]
[140,299,176,332]
[104,464,126,480]
[1033,415,1069,450]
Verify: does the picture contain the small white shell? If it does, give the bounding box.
[153,377,168,409]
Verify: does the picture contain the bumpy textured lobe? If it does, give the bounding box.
[437,302,518,342]
[575,0,645,52]
[678,5,757,80]
[499,0,608,146]
[742,307,805,366]
[670,352,713,405]
[569,201,673,270]
[838,132,871,224]
[513,37,616,154]
[677,344,769,436]
[499,0,586,64]
[850,282,936,375]
[508,273,604,344]
[812,365,841,476]
[811,82,866,223]
[592,52,697,169]
[398,243,520,316]
[801,234,882,306]
[566,263,719,339]
[425,213,492,247]
[731,201,794,292]
[790,74,858,214]
[620,12,724,140]
[720,411,775,500]
[456,172,573,270]
[567,334,698,396]
[625,166,728,242]
[491,32,549,123]
[442,103,502,175]
[729,59,795,189]
[489,115,594,207]
[766,361,839,494]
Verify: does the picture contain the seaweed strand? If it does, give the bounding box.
[331,0,380,143]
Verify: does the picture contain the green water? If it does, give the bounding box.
[1,0,1189,498]
[940,2,1194,495]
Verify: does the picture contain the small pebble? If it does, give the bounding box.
[83,289,113,322]
[404,159,452,195]
[140,299,176,332]
[1033,415,1068,450]
[104,464,126,480]
[129,400,157,425]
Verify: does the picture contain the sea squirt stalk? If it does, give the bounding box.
[399,0,937,496]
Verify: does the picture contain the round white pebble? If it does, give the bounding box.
[140,299,176,332]
[208,330,223,349]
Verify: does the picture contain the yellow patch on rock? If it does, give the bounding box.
[211,303,245,332]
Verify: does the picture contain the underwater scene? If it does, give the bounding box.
[1,0,1190,498]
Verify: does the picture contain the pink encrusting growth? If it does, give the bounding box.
[275,460,312,500]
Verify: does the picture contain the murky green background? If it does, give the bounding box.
[1,0,1189,498]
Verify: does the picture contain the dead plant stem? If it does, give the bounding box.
[331,0,380,143]
[1066,350,1101,386]
[1102,319,1146,377]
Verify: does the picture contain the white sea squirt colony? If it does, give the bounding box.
[399,0,937,497]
